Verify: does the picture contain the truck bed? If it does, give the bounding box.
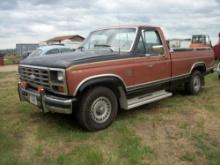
[171,48,214,78]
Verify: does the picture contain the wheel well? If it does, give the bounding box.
[76,77,126,102]
[191,64,206,74]
[190,65,205,86]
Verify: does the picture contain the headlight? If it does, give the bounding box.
[57,71,64,81]
[50,70,65,83]
[49,69,67,95]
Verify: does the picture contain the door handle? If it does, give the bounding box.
[147,64,154,68]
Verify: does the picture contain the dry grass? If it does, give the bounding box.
[0,71,219,165]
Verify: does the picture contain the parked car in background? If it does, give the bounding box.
[28,45,73,58]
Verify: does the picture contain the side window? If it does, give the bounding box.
[142,30,164,55]
[135,35,146,54]
[46,49,59,55]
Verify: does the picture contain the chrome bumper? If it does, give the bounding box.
[18,83,76,114]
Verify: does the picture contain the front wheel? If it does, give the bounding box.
[77,87,118,131]
[185,71,203,95]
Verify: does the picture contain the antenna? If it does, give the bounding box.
[116,6,121,55]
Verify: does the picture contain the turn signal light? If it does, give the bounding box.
[37,86,44,93]
[53,85,64,93]
[57,86,64,93]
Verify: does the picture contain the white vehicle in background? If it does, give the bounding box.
[216,63,220,79]
[28,45,73,58]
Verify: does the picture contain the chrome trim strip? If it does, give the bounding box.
[73,65,199,96]
[73,74,127,96]
[127,77,171,90]
[207,67,214,71]
[44,95,73,105]
[189,61,206,74]
[171,73,190,79]
[127,61,207,90]
[127,90,172,110]
[73,73,191,96]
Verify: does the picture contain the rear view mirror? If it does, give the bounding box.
[152,45,164,55]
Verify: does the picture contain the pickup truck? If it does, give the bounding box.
[190,34,212,49]
[18,25,215,131]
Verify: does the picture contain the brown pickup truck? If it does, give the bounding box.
[18,25,215,131]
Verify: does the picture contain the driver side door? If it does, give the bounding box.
[131,28,171,91]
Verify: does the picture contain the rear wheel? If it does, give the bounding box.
[185,71,203,95]
[77,86,118,131]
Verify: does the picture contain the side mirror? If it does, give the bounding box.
[152,45,164,55]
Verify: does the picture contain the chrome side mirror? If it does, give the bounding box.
[152,45,164,55]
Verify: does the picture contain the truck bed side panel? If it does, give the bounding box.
[171,49,214,78]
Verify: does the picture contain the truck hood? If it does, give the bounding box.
[20,51,129,68]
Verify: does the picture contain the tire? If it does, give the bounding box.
[185,71,203,95]
[218,75,220,80]
[77,86,118,131]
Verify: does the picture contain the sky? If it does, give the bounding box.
[0,0,219,49]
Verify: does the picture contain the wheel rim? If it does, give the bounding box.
[90,96,112,124]
[193,75,201,92]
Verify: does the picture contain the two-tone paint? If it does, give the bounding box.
[65,26,214,98]
[18,25,215,114]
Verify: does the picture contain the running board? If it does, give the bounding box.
[127,90,172,110]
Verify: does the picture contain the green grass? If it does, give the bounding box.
[116,125,154,164]
[180,152,196,162]
[4,55,20,65]
[193,133,220,165]
[0,71,220,165]
[56,145,104,165]
[0,128,17,164]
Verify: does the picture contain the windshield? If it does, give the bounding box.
[29,49,43,57]
[82,28,137,52]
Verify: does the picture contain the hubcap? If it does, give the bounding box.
[90,96,112,124]
[193,75,201,92]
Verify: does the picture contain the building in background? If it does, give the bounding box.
[168,39,191,49]
[45,35,84,49]
[16,44,39,56]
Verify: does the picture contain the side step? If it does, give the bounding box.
[127,90,172,110]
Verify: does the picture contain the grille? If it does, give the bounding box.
[19,66,50,89]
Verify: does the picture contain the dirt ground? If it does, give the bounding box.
[0,71,219,165]
[0,64,18,72]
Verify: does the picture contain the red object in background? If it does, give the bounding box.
[214,44,220,60]
[0,56,4,66]
[214,33,220,60]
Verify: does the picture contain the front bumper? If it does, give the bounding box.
[18,83,76,114]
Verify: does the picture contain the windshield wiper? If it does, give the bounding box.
[78,46,84,51]
[94,44,113,52]
[94,44,111,47]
